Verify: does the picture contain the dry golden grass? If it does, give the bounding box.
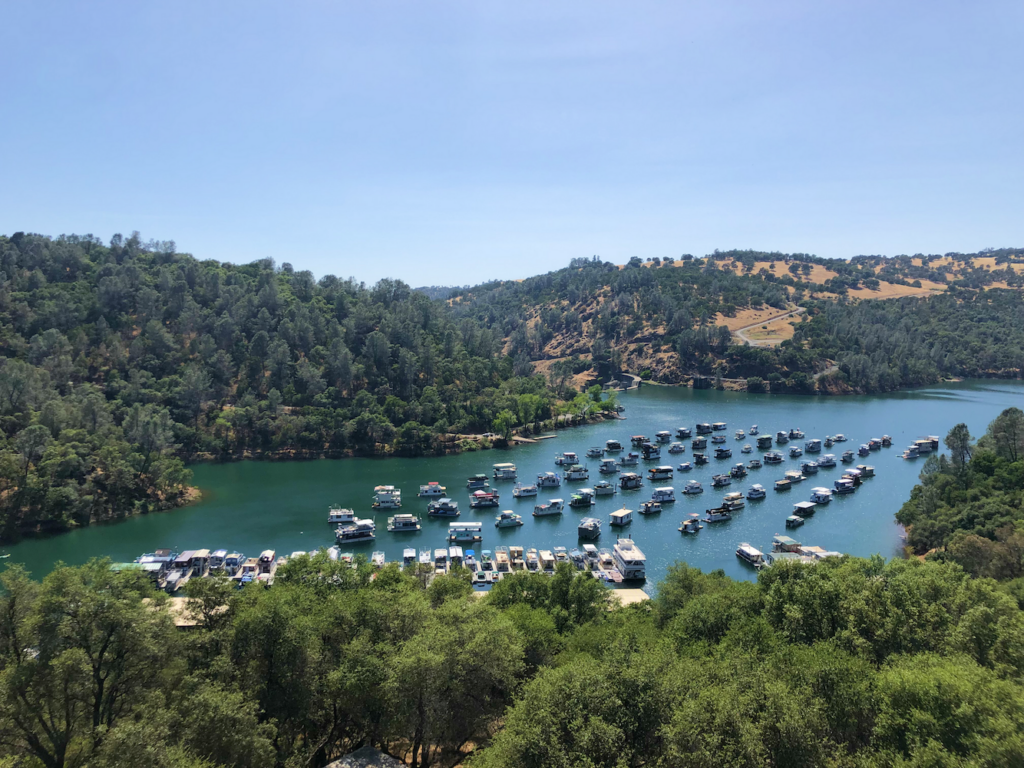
[743,315,801,344]
[713,305,798,331]
[847,280,946,300]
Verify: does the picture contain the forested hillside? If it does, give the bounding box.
[0,232,557,540]
[2,553,1024,768]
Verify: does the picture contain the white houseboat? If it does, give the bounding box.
[613,538,646,580]
[678,461,693,472]
[639,500,662,515]
[387,514,421,532]
[805,439,822,453]
[564,465,590,481]
[651,486,675,503]
[764,451,783,464]
[712,422,727,431]
[789,446,803,458]
[533,498,564,516]
[537,471,562,487]
[372,485,402,510]
[810,487,833,504]
[418,482,446,497]
[818,454,836,468]
[696,422,713,434]
[555,451,579,466]
[679,513,703,534]
[620,452,639,466]
[668,442,685,454]
[746,484,766,500]
[469,491,500,508]
[599,458,619,474]
[610,508,633,526]
[495,510,524,528]
[467,474,490,489]
[513,483,538,498]
[655,431,672,443]
[493,463,518,480]
[775,430,790,444]
[676,426,692,439]
[704,507,732,523]
[594,480,616,496]
[578,517,602,539]
[569,488,596,508]
[648,465,673,481]
[448,521,483,543]
[711,474,731,488]
[749,425,759,435]
[619,472,643,490]
[427,498,461,517]
[736,543,765,568]
[328,507,356,525]
[683,479,704,494]
[586,447,604,459]
[722,491,745,510]
[336,519,376,544]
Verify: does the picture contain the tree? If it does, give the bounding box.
[986,407,1024,463]
[493,410,517,441]
[945,422,974,473]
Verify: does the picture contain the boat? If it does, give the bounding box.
[387,514,421,532]
[448,521,483,542]
[569,488,596,508]
[427,497,461,516]
[371,551,386,568]
[793,501,817,518]
[711,435,727,445]
[582,544,600,566]
[328,507,356,524]
[858,444,871,457]
[711,474,731,488]
[834,478,856,495]
[722,491,745,510]
[818,454,836,468]
[764,451,783,464]
[683,480,704,494]
[619,472,643,490]
[495,510,524,527]
[569,547,585,569]
[630,435,648,446]
[371,485,402,510]
[578,517,601,539]
[704,507,732,523]
[594,480,616,496]
[222,552,244,577]
[647,465,673,481]
[668,442,685,454]
[418,482,446,497]
[691,436,708,450]
[234,558,259,586]
[532,499,564,516]
[598,458,619,474]
[336,519,376,543]
[493,462,518,480]
[843,468,863,486]
[605,439,623,452]
[784,470,805,484]
[256,550,278,585]
[749,425,759,435]
[555,451,579,466]
[841,450,855,463]
[472,570,488,585]
[693,452,709,466]
[165,550,196,593]
[730,462,747,478]
[748,458,762,469]
[713,422,727,431]
[467,474,490,489]
[419,549,431,565]
[620,452,639,466]
[679,513,703,534]
[786,515,805,528]
[641,443,661,460]
[676,426,692,439]
[677,461,693,472]
[775,431,789,444]
[586,447,604,459]
[612,538,646,580]
[696,422,713,435]
[513,483,538,498]
[902,445,920,459]
[495,547,510,571]
[736,543,765,568]
[789,446,803,458]
[774,478,792,491]
[868,438,882,451]
[433,549,448,572]
[537,471,562,487]
[789,428,804,439]
[757,435,773,449]
[741,444,753,454]
[801,460,819,475]
[480,550,493,570]
[881,435,893,447]
[609,508,633,526]
[805,439,822,453]
[403,548,417,566]
[810,487,833,504]
[639,500,662,515]
[834,434,847,442]
[714,446,733,459]
[651,486,675,503]
[554,546,568,563]
[540,550,556,571]
[469,491,500,508]
[655,430,672,443]
[563,465,590,481]
[856,465,876,478]
[747,483,766,500]
[735,429,745,439]
[824,436,835,448]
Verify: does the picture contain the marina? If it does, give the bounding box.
[5,381,1022,591]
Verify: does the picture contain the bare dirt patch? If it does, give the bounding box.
[714,305,798,331]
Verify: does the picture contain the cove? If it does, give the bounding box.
[4,380,1022,590]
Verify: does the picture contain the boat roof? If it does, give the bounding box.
[611,508,632,517]
[449,546,463,557]
[794,501,817,511]
[193,549,210,558]
[812,487,831,493]
[211,549,227,557]
[449,521,482,529]
[655,486,674,492]
[403,548,416,556]
[493,462,517,469]
[774,535,800,545]
[614,539,645,559]
[583,544,599,553]
[259,550,276,559]
[175,550,196,562]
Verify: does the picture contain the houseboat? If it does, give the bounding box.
[741,444,753,454]
[234,558,259,586]
[639,500,662,515]
[586,447,604,459]
[683,480,704,494]
[714,447,733,459]
[387,514,422,532]
[696,422,713,434]
[692,436,708,450]
[735,429,745,439]
[403,548,417,566]
[854,464,875,478]
[619,472,643,490]
[858,444,871,457]
[834,478,856,494]
[606,439,623,452]
[568,548,585,569]
[630,435,648,446]
[222,552,245,577]
[578,517,602,539]
[648,465,673,481]
[467,474,490,489]
[746,484,766,500]
[677,461,693,472]
[641,443,661,460]
[371,551,386,568]
[736,543,765,568]
[165,550,196,593]
[764,451,783,464]
[620,451,639,466]
[570,488,596,508]
[540,550,556,571]
[713,422,728,431]
[610,508,633,526]
[824,436,835,448]
[328,507,356,525]
[693,452,709,465]
[655,431,672,443]
[784,470,805,484]
[774,478,793,491]
[757,435,774,449]
[594,480,616,496]
[533,498,564,516]
[834,433,848,442]
[676,426,692,439]
[775,430,790,444]
[495,510,524,528]
[513,483,538,498]
[563,465,590,481]
[711,435,727,444]
[749,425,759,435]
[372,485,402,509]
[805,439,822,453]
[786,515,805,528]
[668,442,685,454]
[537,471,562,487]
[336,519,376,543]
[495,547,510,571]
[448,522,483,543]
[789,428,805,439]
[842,468,863,486]
[868,438,882,451]
[651,486,675,503]
[433,549,448,572]
[801,461,819,475]
[493,463,518,480]
[818,454,836,468]
[748,458,762,469]
[599,458,619,474]
[704,507,733,523]
[256,550,278,585]
[428,498,461,516]
[679,513,703,534]
[881,435,893,447]
[418,482,446,497]
[810,487,833,504]
[793,501,817,518]
[730,462,747,478]
[903,445,919,459]
[711,474,731,488]
[613,538,646,580]
[469,491,500,508]
[553,546,568,564]
[789,446,803,458]
[555,451,579,465]
[841,450,855,463]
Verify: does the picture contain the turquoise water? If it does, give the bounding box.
[4,381,1022,591]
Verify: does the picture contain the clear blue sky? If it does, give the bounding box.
[2,1,1021,285]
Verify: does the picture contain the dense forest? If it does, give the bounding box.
[2,552,1024,768]
[0,232,560,540]
[898,408,1024,588]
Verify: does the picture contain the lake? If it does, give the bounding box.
[4,380,1022,591]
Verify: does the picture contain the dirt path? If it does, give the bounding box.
[733,307,805,346]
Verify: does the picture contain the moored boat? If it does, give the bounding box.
[418,482,446,497]
[328,507,356,525]
[789,446,803,458]
[704,507,732,523]
[613,538,646,580]
[569,488,596,508]
[599,458,620,474]
[594,480,616,496]
[748,458,762,469]
[746,483,766,500]
[388,514,422,532]
[513,483,538,498]
[493,462,518,480]
[578,517,602,539]
[555,451,579,466]
[818,454,836,468]
[651,486,675,503]
[495,510,524,528]
[714,446,733,459]
[469,491,500,508]
[428,497,461,517]
[841,450,855,463]
[532,499,564,516]
[609,508,633,526]
[606,439,623,452]
[678,461,693,472]
[668,442,685,454]
[810,487,833,504]
[371,485,402,509]
[730,462,747,478]
[736,543,765,568]
[648,465,673,481]
[563,464,590,481]
[619,472,643,490]
[764,451,783,464]
[448,521,483,542]
[683,480,704,494]
[801,460,819,475]
[679,513,703,534]
[336,519,376,543]
[721,491,745,510]
[639,499,662,515]
[711,474,731,488]
[537,471,562,487]
[741,443,753,453]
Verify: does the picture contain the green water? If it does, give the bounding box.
[4,381,1022,590]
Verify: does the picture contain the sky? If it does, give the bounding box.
[2,1,1022,286]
